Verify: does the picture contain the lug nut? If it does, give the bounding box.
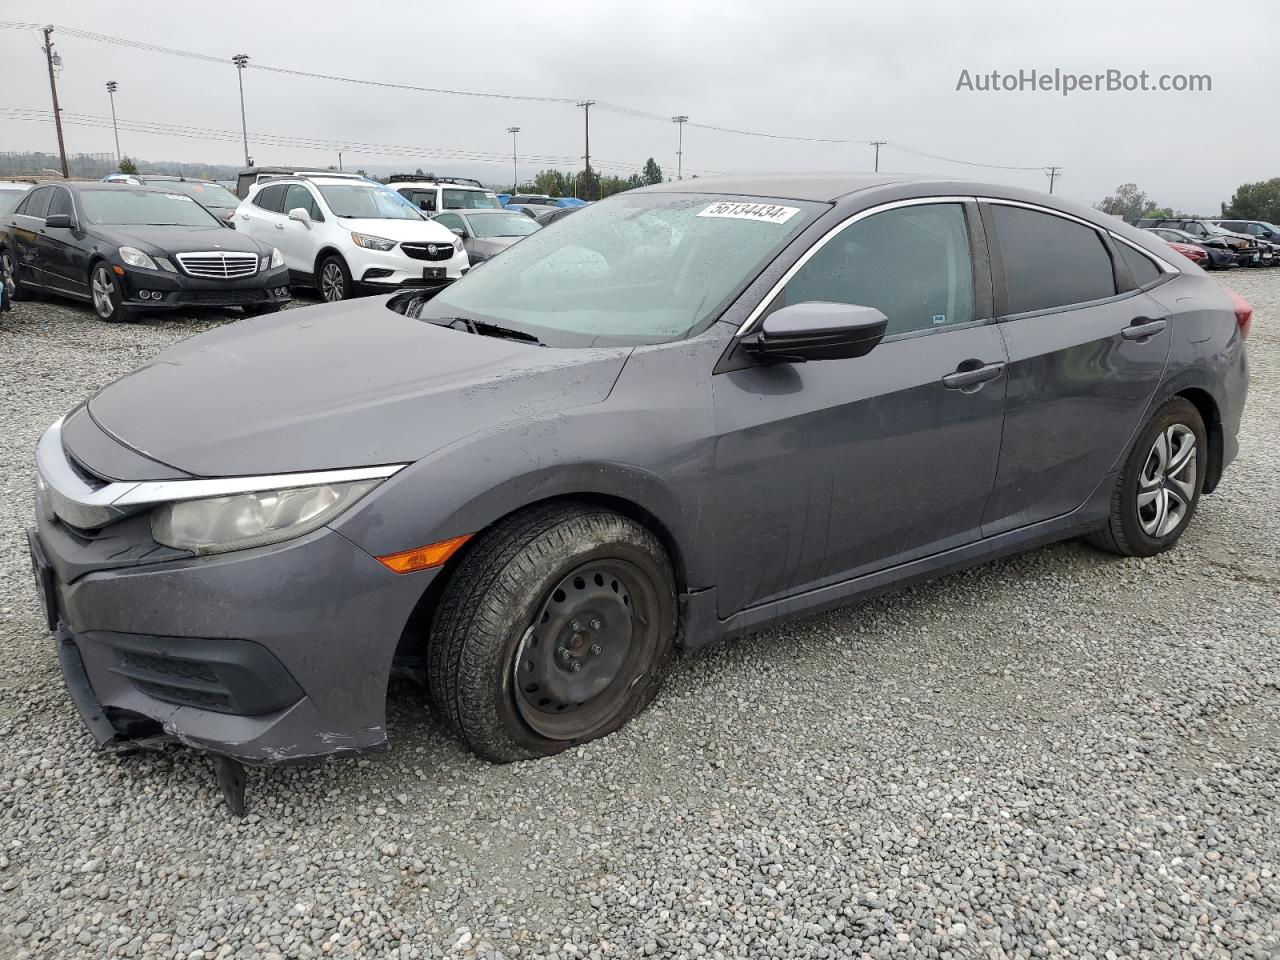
[590,644,602,655]
[570,620,582,632]
[569,661,582,672]
[590,618,602,630]
[558,648,570,661]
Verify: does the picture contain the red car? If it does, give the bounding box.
[1166,239,1208,266]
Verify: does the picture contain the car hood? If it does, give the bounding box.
[335,216,458,243]
[102,224,268,256]
[85,299,630,477]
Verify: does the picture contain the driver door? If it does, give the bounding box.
[277,183,323,271]
[711,200,1009,615]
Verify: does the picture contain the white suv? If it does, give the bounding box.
[386,175,503,214]
[233,174,468,302]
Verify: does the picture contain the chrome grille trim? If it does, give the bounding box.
[175,251,260,279]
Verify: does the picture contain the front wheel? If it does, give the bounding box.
[428,504,677,762]
[90,263,128,322]
[316,255,352,302]
[1085,397,1206,557]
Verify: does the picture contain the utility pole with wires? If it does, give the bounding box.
[42,26,69,179]
[506,126,521,190]
[870,140,886,173]
[105,81,121,165]
[233,53,250,167]
[1045,165,1062,194]
[671,115,688,180]
[576,100,595,201]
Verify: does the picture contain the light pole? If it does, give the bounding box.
[337,148,345,171]
[671,115,688,180]
[106,81,121,166]
[232,53,250,167]
[506,126,521,191]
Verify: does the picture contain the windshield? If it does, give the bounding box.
[443,188,501,209]
[79,189,222,226]
[411,192,823,347]
[318,184,424,220]
[161,180,240,210]
[1204,224,1238,237]
[469,212,541,238]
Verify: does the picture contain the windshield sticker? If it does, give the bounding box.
[697,201,800,224]
[165,193,195,202]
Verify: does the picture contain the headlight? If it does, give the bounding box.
[351,232,396,251]
[270,246,284,268]
[454,238,464,253]
[119,246,157,270]
[151,479,380,555]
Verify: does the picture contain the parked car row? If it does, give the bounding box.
[1138,217,1280,269]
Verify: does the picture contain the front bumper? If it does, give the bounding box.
[348,245,468,290]
[118,263,293,311]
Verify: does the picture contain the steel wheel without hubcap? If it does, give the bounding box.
[320,262,347,301]
[1137,424,1196,538]
[92,266,117,319]
[513,559,657,741]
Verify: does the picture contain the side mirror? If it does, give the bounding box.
[44,213,73,229]
[745,302,889,363]
[449,227,465,238]
[287,207,312,225]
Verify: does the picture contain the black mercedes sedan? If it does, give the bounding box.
[0,182,291,322]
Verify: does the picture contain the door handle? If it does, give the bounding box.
[1121,317,1167,341]
[942,360,1005,391]
[274,222,285,230]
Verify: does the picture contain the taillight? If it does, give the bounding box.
[1226,288,1252,339]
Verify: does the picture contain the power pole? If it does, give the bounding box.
[233,54,251,167]
[870,140,886,173]
[42,26,69,179]
[671,115,688,180]
[576,100,595,201]
[337,148,344,171]
[106,81,121,166]
[507,126,521,190]
[1045,165,1062,194]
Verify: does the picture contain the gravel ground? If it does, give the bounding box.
[1,276,1277,960]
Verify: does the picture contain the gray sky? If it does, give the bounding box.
[3,0,1275,212]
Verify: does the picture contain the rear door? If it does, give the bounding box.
[235,183,288,247]
[10,186,52,285]
[980,201,1173,535]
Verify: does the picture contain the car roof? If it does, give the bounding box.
[65,182,199,194]
[631,173,936,202]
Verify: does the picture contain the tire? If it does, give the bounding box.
[316,255,352,302]
[1,248,34,301]
[428,503,677,762]
[241,303,282,317]
[1085,397,1206,557]
[89,262,128,322]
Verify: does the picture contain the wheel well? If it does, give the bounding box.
[313,247,346,276]
[1174,387,1223,493]
[391,494,688,665]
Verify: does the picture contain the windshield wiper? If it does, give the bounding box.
[431,316,544,345]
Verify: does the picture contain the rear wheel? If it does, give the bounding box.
[428,503,677,762]
[316,255,352,302]
[90,263,128,322]
[1,248,34,301]
[1085,397,1206,557]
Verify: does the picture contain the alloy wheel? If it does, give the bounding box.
[320,263,346,301]
[512,559,656,741]
[1137,423,1196,538]
[91,267,115,319]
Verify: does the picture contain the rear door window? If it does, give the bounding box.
[990,205,1117,314]
[254,184,287,213]
[18,187,52,219]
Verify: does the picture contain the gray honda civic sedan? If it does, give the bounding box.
[30,175,1249,795]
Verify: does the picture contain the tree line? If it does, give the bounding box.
[1096,179,1280,224]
